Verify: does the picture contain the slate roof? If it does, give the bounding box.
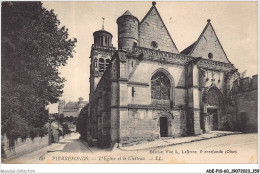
[180,21,211,56]
[180,41,196,55]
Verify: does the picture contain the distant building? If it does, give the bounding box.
[58,97,88,117]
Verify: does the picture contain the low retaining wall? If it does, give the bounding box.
[1,135,49,161]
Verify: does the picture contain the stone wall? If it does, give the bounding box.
[127,60,186,106]
[190,23,229,63]
[2,134,48,160]
[119,108,183,145]
[113,51,188,144]
[233,75,258,132]
[139,7,178,53]
[117,14,139,52]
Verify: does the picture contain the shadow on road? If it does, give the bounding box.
[62,138,93,153]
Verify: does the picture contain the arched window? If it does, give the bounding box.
[105,59,111,69]
[151,72,171,100]
[101,36,103,46]
[105,37,108,45]
[99,58,104,72]
[94,58,98,67]
[207,87,223,107]
[208,53,213,59]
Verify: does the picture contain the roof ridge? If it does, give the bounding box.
[181,19,231,64]
[180,41,197,55]
[209,21,231,63]
[187,21,211,56]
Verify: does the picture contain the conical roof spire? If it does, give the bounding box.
[117,9,139,24]
[122,10,133,16]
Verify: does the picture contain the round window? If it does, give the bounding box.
[151,41,158,48]
[208,53,213,59]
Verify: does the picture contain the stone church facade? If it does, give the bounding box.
[86,2,257,146]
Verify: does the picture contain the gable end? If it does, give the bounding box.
[139,5,179,53]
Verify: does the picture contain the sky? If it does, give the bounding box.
[43,1,258,113]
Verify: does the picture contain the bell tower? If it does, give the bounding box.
[89,20,116,111]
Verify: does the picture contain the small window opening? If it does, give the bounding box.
[105,59,111,69]
[95,58,98,67]
[105,37,108,45]
[151,41,158,48]
[99,58,104,72]
[208,53,213,59]
[132,87,136,97]
[101,37,103,46]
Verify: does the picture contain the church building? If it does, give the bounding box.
[87,2,256,146]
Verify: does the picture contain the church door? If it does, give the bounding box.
[213,112,218,130]
[160,117,168,137]
[205,87,223,131]
[207,109,218,131]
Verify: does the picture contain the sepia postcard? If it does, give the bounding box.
[1,1,259,173]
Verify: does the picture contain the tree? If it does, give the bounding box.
[77,105,89,141]
[73,118,78,126]
[68,116,74,122]
[1,2,77,143]
[62,123,71,135]
[56,114,64,123]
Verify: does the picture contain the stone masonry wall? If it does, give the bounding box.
[117,15,139,51]
[139,7,178,53]
[127,60,186,106]
[190,23,229,63]
[235,90,258,132]
[232,75,258,132]
[119,109,183,145]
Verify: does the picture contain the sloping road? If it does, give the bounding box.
[62,139,92,153]
[3,133,92,164]
[3,133,258,164]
